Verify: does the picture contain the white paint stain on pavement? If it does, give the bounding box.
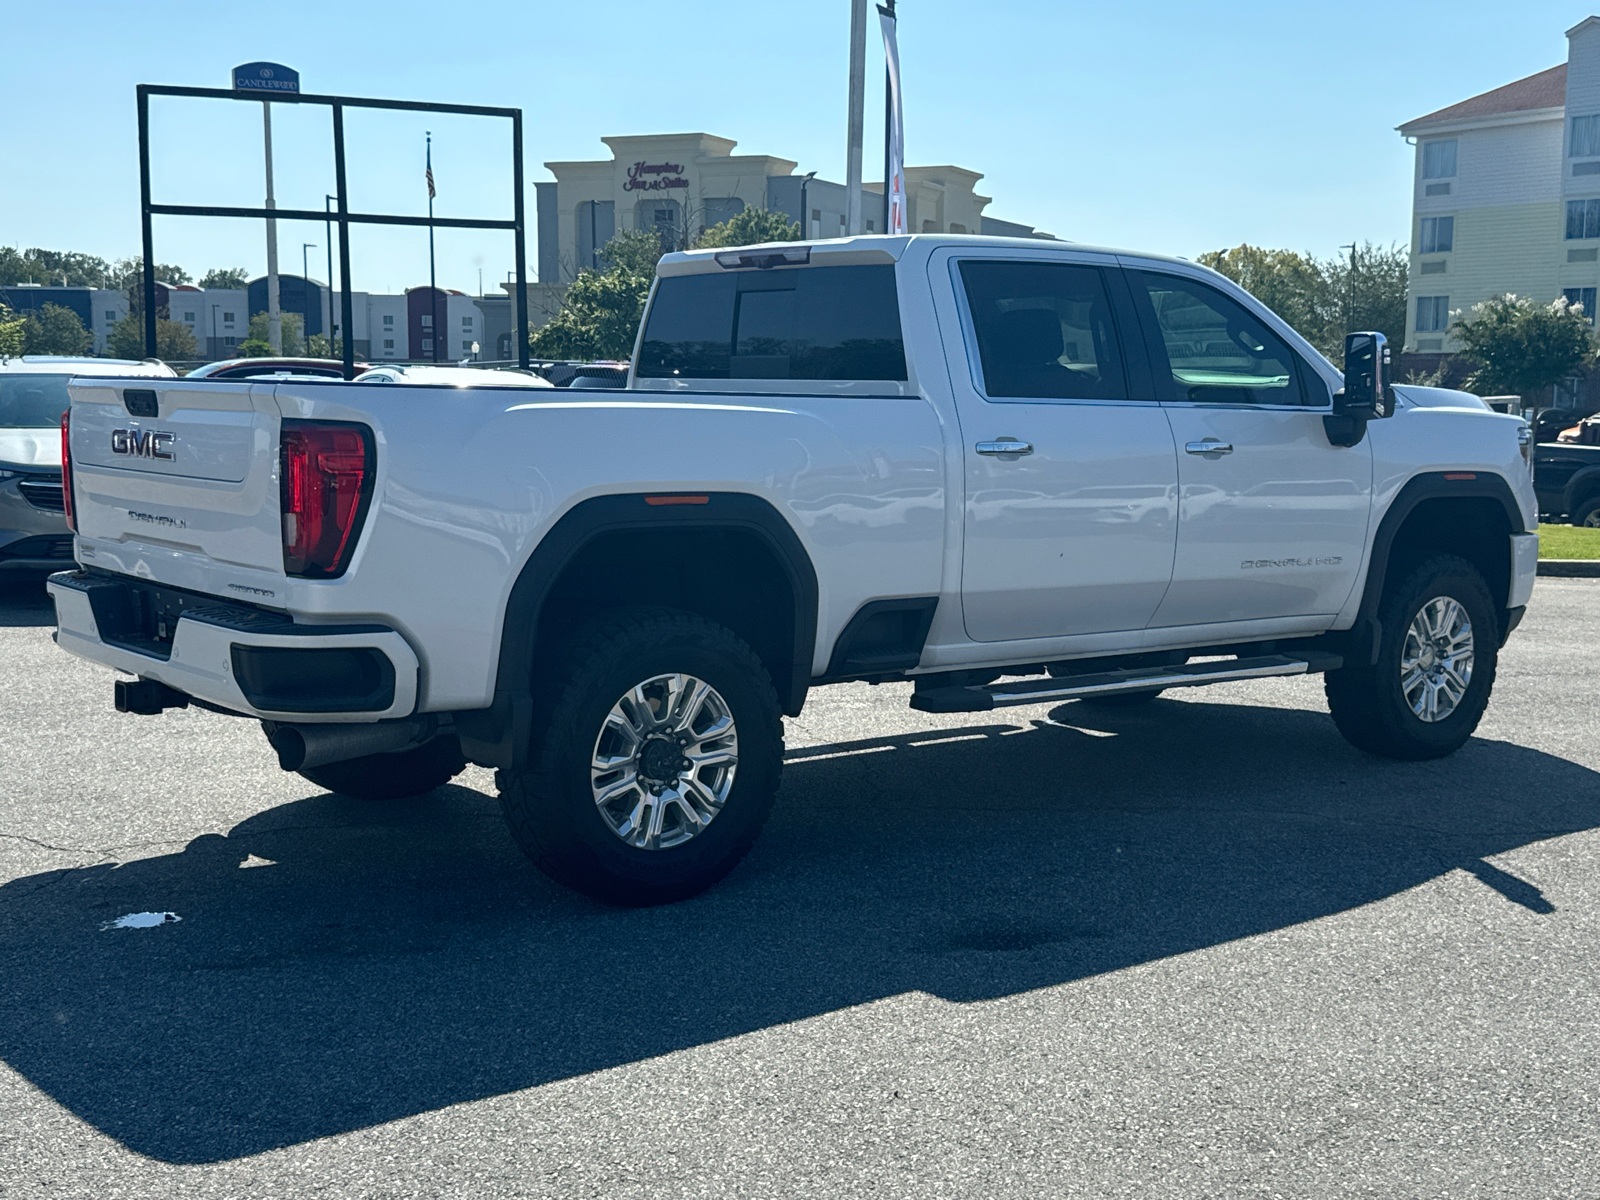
[101,912,182,931]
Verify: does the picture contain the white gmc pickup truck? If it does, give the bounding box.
[49,234,1539,904]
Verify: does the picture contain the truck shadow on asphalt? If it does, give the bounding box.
[1,696,1595,1163]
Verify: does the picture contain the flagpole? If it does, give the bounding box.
[427,131,439,362]
[878,0,903,235]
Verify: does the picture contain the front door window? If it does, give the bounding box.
[1137,272,1306,406]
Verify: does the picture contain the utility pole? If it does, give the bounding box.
[263,102,281,354]
[845,0,867,235]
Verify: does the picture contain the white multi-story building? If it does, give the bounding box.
[535,131,1053,285]
[1399,14,1600,388]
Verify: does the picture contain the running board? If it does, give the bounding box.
[908,653,1344,714]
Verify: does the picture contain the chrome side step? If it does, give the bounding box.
[908,653,1344,714]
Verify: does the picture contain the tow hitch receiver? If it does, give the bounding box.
[114,678,191,715]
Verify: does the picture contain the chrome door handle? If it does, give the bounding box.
[976,439,1034,456]
[1185,439,1233,455]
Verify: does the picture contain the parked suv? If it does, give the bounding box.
[0,356,174,576]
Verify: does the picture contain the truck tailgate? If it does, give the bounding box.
[68,380,285,575]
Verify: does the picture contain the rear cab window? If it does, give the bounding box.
[636,264,907,383]
[957,260,1130,401]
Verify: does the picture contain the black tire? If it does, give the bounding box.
[1325,554,1498,760]
[1077,689,1164,708]
[496,607,784,906]
[298,735,467,800]
[1570,495,1600,528]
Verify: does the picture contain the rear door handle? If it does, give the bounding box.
[976,439,1034,456]
[1185,439,1233,455]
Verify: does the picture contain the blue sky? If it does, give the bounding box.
[0,1,1588,293]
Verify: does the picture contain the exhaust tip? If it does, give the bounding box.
[267,727,309,772]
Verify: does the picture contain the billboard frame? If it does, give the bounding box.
[135,83,529,378]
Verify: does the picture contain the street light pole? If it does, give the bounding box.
[799,171,817,238]
[210,303,219,361]
[302,243,317,352]
[1340,241,1357,335]
[325,195,337,351]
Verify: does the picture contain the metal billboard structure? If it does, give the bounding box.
[135,81,529,378]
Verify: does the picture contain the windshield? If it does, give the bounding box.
[0,374,71,429]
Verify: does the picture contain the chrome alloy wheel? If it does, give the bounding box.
[1583,509,1600,528]
[590,673,739,850]
[1400,596,1475,723]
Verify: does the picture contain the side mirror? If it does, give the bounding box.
[1326,331,1392,446]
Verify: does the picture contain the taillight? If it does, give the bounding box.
[279,420,374,578]
[60,409,76,532]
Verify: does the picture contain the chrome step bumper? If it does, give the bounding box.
[908,653,1344,714]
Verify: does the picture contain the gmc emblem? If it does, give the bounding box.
[111,429,176,460]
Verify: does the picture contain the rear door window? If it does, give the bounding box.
[0,374,71,429]
[958,260,1129,400]
[1133,271,1307,406]
[637,264,907,381]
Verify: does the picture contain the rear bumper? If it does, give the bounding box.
[47,570,419,722]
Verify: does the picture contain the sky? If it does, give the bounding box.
[0,1,1589,295]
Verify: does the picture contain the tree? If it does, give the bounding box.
[0,304,26,357]
[1325,242,1409,356]
[1196,241,1408,359]
[20,303,93,355]
[247,310,304,356]
[1196,245,1330,348]
[108,256,193,288]
[304,333,344,359]
[1450,293,1597,402]
[0,246,115,287]
[236,338,273,358]
[530,230,664,361]
[105,313,199,362]
[198,267,250,290]
[694,207,801,250]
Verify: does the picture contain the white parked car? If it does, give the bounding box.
[353,365,553,388]
[47,236,1536,904]
[0,356,173,576]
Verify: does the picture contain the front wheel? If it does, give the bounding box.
[1325,554,1498,760]
[496,608,784,906]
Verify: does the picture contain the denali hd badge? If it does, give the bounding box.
[111,429,175,460]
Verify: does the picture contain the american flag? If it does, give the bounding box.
[426,136,436,199]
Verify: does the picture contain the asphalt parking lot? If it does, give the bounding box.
[1,577,1597,1199]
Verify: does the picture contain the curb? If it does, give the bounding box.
[1537,559,1600,577]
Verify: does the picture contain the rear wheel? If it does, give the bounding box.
[298,735,467,800]
[1325,554,1498,760]
[1571,495,1600,527]
[496,608,783,906]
